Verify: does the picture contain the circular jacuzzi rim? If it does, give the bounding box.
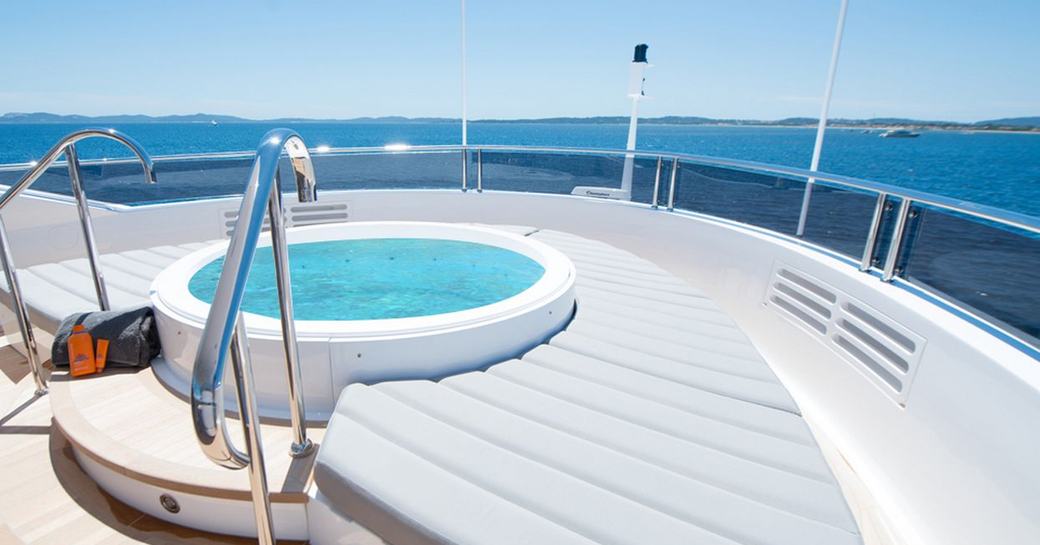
[151,221,576,340]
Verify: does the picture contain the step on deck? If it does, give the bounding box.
[47,366,321,539]
[315,229,862,545]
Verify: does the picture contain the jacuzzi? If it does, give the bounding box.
[150,222,577,420]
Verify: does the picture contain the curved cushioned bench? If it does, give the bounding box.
[0,241,217,333]
[315,229,862,545]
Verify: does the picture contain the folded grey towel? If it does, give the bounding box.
[51,305,161,368]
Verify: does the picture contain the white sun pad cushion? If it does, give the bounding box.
[315,230,860,545]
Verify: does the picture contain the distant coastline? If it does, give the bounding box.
[1,112,1038,132]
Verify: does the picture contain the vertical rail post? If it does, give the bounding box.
[882,198,912,281]
[0,217,46,394]
[666,157,679,211]
[65,144,111,310]
[860,193,887,271]
[476,148,483,192]
[461,148,469,192]
[796,0,850,237]
[229,316,276,545]
[267,173,313,458]
[650,156,662,209]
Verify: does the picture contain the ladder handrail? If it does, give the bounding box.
[190,129,317,544]
[0,128,155,395]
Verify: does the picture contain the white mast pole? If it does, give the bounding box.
[621,44,649,198]
[796,0,849,237]
[460,0,468,146]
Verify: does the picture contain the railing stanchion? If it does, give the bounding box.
[651,156,662,209]
[229,316,276,545]
[0,128,155,395]
[461,148,469,192]
[860,193,887,271]
[666,157,679,211]
[192,129,319,542]
[476,149,483,192]
[65,144,111,310]
[267,173,314,458]
[0,216,46,395]
[882,198,912,281]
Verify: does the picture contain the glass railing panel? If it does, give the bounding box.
[0,155,255,205]
[800,183,882,258]
[671,160,806,235]
[478,151,627,195]
[310,151,462,191]
[897,204,1040,342]
[0,150,467,205]
[628,155,665,206]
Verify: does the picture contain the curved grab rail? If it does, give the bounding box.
[0,128,156,395]
[0,128,156,209]
[191,128,316,468]
[190,128,316,543]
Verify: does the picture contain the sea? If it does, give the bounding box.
[0,122,1038,216]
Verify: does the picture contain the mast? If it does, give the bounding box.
[620,44,650,197]
[460,0,468,146]
[796,0,850,237]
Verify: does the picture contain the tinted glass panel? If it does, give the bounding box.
[0,151,467,205]
[801,184,880,258]
[0,156,254,204]
[312,152,461,191]
[899,204,1040,341]
[479,152,653,197]
[671,161,805,235]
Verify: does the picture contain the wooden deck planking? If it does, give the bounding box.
[0,345,306,544]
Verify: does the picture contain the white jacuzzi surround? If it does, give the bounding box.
[150,221,577,420]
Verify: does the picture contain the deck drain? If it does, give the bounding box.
[159,493,180,514]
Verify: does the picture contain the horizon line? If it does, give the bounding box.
[2,111,1038,127]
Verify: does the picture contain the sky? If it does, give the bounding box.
[1,0,1037,122]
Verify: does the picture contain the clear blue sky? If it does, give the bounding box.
[2,0,1037,121]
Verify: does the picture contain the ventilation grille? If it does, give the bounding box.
[766,263,926,405]
[221,203,348,236]
[288,203,349,227]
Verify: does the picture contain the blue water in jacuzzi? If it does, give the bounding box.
[188,238,545,320]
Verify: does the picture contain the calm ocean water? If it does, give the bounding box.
[1,122,1038,216]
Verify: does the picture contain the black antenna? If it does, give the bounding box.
[633,44,649,63]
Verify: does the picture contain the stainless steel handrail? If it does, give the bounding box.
[190,129,317,544]
[860,193,888,271]
[0,129,155,394]
[4,140,1036,351]
[32,143,1034,236]
[883,199,914,281]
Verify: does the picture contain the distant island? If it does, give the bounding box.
[1,112,1038,132]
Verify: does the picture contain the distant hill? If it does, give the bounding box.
[2,112,1038,130]
[0,112,456,124]
[976,117,1040,128]
[0,112,251,124]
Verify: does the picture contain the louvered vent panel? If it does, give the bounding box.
[223,209,271,237]
[289,203,348,227]
[221,203,348,236]
[766,267,836,335]
[765,262,926,406]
